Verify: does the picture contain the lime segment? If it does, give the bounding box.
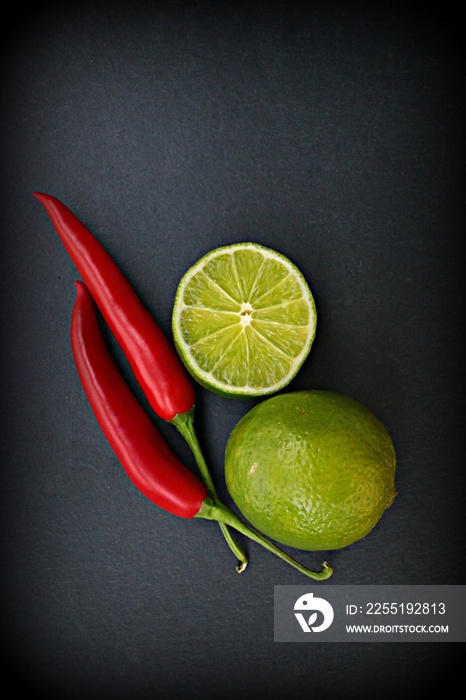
[172,243,317,397]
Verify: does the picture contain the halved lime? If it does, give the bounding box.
[172,243,317,397]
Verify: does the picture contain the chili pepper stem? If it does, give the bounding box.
[196,498,333,581]
[170,409,248,573]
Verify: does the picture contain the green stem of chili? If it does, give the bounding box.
[196,499,333,581]
[170,409,248,572]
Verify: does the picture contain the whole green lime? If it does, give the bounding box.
[225,391,396,551]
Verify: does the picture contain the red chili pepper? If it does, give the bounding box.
[34,192,195,422]
[71,281,207,518]
[34,191,251,568]
[70,281,332,579]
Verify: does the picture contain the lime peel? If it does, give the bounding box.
[225,390,397,551]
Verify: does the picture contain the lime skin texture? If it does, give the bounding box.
[225,391,397,551]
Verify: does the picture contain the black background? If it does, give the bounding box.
[1,2,465,698]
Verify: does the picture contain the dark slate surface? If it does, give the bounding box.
[1,3,464,698]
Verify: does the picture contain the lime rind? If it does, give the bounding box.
[172,242,317,398]
[224,391,397,551]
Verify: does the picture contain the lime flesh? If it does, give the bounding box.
[172,243,316,397]
[225,391,397,551]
